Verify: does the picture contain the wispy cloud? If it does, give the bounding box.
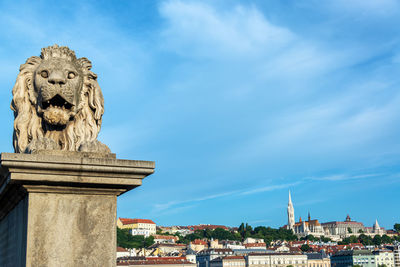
[307,173,382,181]
[153,189,241,212]
[239,182,302,196]
[159,1,295,58]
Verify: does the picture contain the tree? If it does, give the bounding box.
[300,244,312,252]
[238,223,245,233]
[358,234,373,246]
[358,229,364,233]
[117,228,155,249]
[347,227,352,233]
[373,235,382,246]
[319,236,332,243]
[394,223,400,233]
[381,235,391,244]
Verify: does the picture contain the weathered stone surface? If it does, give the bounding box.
[0,196,27,267]
[26,189,116,267]
[0,152,155,267]
[11,44,110,153]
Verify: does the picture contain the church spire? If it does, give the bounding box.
[287,190,295,231]
[373,219,381,233]
[374,219,380,229]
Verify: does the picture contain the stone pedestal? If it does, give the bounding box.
[0,152,155,267]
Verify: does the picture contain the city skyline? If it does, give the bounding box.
[0,0,399,229]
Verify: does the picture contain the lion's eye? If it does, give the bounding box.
[40,71,48,78]
[68,72,76,79]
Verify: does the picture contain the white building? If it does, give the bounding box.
[394,245,400,267]
[246,253,308,267]
[117,218,156,237]
[244,238,265,244]
[373,250,394,267]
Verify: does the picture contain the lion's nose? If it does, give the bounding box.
[48,71,66,85]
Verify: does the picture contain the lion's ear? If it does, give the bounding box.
[77,57,92,71]
[11,56,42,153]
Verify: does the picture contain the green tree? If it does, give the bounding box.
[319,236,332,243]
[347,227,352,233]
[394,223,400,233]
[358,229,364,233]
[373,235,382,246]
[300,244,312,252]
[338,236,357,245]
[358,234,373,246]
[238,223,245,233]
[381,235,391,244]
[117,228,155,249]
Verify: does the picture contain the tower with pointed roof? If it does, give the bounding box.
[287,190,295,230]
[373,219,384,234]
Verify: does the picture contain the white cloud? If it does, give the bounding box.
[239,182,302,196]
[159,0,294,59]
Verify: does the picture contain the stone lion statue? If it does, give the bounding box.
[11,44,110,153]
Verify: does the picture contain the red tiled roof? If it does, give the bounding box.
[191,239,207,245]
[223,256,245,260]
[119,218,156,225]
[188,224,229,230]
[117,257,193,266]
[244,243,266,247]
[153,235,178,240]
[118,247,129,252]
[322,221,363,225]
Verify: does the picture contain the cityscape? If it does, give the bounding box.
[116,191,400,267]
[0,1,399,266]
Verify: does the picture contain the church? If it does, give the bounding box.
[283,191,386,239]
[285,191,325,237]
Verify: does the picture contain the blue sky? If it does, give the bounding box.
[0,0,399,229]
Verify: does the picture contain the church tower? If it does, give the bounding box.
[287,190,295,230]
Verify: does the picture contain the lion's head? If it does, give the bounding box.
[11,44,110,153]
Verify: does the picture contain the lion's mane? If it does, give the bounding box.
[11,46,104,153]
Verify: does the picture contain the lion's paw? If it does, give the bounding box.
[25,137,60,153]
[78,140,111,154]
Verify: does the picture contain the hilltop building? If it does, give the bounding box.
[284,191,386,239]
[322,215,365,236]
[117,218,157,237]
[284,192,324,237]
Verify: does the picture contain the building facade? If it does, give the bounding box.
[246,252,307,267]
[322,215,366,237]
[209,256,246,267]
[306,252,331,267]
[331,250,375,267]
[373,250,394,267]
[394,245,400,267]
[117,218,156,237]
[197,249,234,267]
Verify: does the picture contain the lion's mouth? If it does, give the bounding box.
[42,94,74,110]
[41,94,74,126]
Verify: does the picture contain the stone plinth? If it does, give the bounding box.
[0,152,155,267]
